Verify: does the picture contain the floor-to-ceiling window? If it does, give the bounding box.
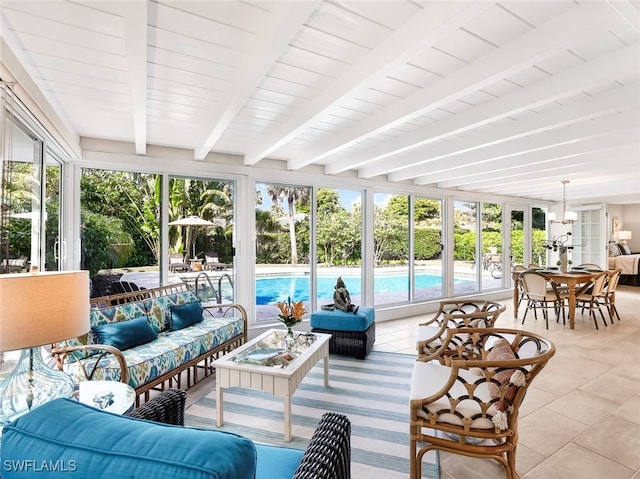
[0,101,63,275]
[80,169,160,295]
[315,187,362,308]
[255,182,311,322]
[413,196,444,301]
[373,192,409,306]
[481,202,502,289]
[80,170,234,298]
[453,200,478,295]
[44,152,63,271]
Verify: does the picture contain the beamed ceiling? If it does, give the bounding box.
[1,0,639,204]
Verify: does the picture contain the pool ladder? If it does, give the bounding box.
[194,271,234,305]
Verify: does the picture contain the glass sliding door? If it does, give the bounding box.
[80,169,161,295]
[374,193,409,306]
[531,207,547,267]
[1,120,42,274]
[316,187,362,308]
[453,200,478,295]
[481,202,502,289]
[255,182,311,322]
[167,176,234,301]
[44,152,63,271]
[414,196,443,301]
[509,208,525,268]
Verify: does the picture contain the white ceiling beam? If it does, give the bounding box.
[122,1,147,155]
[436,144,637,195]
[607,0,640,33]
[401,108,639,184]
[429,137,639,190]
[243,0,492,166]
[414,130,637,188]
[359,81,640,179]
[383,42,639,183]
[468,150,639,200]
[193,1,321,161]
[310,1,618,174]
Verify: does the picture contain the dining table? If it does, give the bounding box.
[512,269,596,329]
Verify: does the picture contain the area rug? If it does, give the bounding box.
[185,351,440,479]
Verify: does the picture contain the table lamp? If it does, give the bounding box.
[0,270,89,425]
[617,230,632,245]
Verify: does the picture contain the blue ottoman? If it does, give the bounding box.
[310,307,375,359]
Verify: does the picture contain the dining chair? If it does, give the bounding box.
[513,264,527,311]
[601,268,622,324]
[519,271,566,329]
[575,271,609,329]
[527,263,541,269]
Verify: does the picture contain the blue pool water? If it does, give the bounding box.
[256,273,450,305]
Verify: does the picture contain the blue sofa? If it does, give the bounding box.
[0,391,351,479]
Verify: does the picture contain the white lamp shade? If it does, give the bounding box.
[617,230,632,241]
[547,212,557,222]
[564,211,578,222]
[0,270,90,352]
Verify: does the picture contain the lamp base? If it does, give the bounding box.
[0,347,74,426]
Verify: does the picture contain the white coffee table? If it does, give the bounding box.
[213,328,331,441]
[76,380,136,415]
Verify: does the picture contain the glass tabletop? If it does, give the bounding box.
[231,330,317,368]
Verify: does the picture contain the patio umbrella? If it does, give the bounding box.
[168,216,225,258]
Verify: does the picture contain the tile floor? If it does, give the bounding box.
[373,285,640,479]
[184,285,639,478]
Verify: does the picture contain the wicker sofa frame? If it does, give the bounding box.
[125,389,352,479]
[53,284,247,404]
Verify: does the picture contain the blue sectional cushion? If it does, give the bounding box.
[310,306,375,332]
[255,444,304,479]
[92,316,158,351]
[0,398,257,479]
[168,301,204,331]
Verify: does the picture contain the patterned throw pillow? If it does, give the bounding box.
[485,338,517,411]
[619,243,631,255]
[608,242,621,257]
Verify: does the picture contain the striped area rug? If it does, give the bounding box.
[185,351,440,479]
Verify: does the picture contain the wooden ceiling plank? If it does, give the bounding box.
[243,1,491,166]
[321,2,620,175]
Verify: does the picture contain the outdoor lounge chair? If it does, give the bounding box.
[204,251,227,270]
[169,253,190,273]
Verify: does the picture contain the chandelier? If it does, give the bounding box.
[548,180,577,225]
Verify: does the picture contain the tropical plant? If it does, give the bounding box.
[265,185,310,265]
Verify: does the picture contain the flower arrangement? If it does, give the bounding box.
[275,296,306,329]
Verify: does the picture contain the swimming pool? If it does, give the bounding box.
[255,273,453,305]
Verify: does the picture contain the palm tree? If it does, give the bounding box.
[265,185,310,265]
[168,178,232,259]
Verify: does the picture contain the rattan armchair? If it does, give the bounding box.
[416,300,506,357]
[410,328,555,479]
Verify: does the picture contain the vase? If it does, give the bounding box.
[285,326,296,349]
[559,249,569,273]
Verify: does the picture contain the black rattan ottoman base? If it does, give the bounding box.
[311,321,375,359]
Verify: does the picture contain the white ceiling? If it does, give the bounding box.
[1,0,639,204]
